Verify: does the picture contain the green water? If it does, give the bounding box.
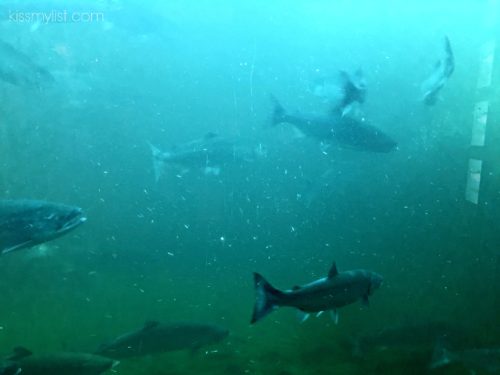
[1,1,499,374]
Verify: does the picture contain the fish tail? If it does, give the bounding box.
[430,339,456,369]
[251,272,284,324]
[148,142,166,182]
[270,94,286,126]
[0,364,21,375]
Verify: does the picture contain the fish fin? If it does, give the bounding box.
[361,294,370,307]
[203,132,218,140]
[1,240,35,255]
[143,321,160,330]
[316,311,324,318]
[341,104,353,117]
[327,262,339,279]
[430,339,455,369]
[269,94,286,126]
[251,273,284,324]
[335,69,366,115]
[297,311,310,323]
[149,142,167,182]
[330,309,339,324]
[8,347,32,361]
[443,36,454,76]
[0,364,22,375]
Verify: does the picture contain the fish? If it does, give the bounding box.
[251,262,383,324]
[271,97,397,153]
[95,321,229,359]
[270,71,397,153]
[150,132,266,181]
[0,40,54,88]
[421,36,455,105]
[346,320,472,358]
[0,347,118,375]
[430,340,500,373]
[0,199,86,255]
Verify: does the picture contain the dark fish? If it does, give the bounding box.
[251,262,383,324]
[347,320,472,358]
[0,347,118,375]
[271,98,397,153]
[430,340,500,373]
[271,70,396,153]
[422,36,455,105]
[0,199,86,255]
[95,321,229,359]
[150,132,266,181]
[0,40,54,88]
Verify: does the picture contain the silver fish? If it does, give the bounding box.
[251,262,383,324]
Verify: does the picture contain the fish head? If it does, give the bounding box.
[368,272,383,294]
[33,203,87,241]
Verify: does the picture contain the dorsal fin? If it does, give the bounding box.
[143,321,160,330]
[327,262,339,279]
[8,347,32,361]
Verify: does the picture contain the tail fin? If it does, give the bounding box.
[148,142,166,182]
[270,95,286,126]
[443,36,454,78]
[251,272,284,324]
[336,69,366,116]
[0,364,21,375]
[430,339,456,369]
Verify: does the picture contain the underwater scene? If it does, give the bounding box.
[0,0,499,374]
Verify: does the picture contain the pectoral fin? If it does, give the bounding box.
[361,295,369,307]
[330,309,339,324]
[297,311,310,323]
[1,240,35,255]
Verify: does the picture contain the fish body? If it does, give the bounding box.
[349,321,471,358]
[0,348,117,375]
[431,341,500,373]
[271,69,396,153]
[0,199,86,255]
[0,40,54,88]
[251,262,383,324]
[272,100,396,153]
[422,36,455,105]
[150,132,265,181]
[95,321,229,359]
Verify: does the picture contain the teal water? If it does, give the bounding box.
[1,1,499,374]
